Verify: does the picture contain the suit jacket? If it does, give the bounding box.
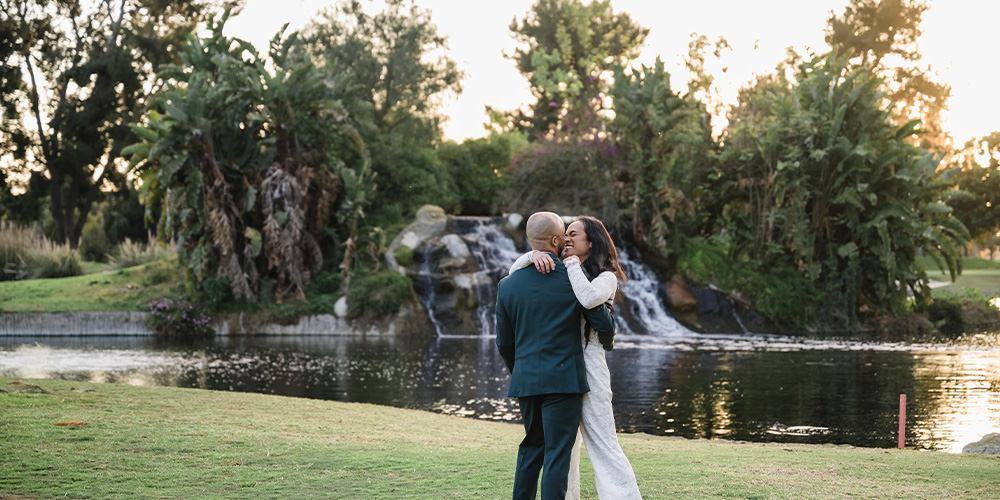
[495,253,615,397]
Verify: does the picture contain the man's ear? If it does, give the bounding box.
[551,235,560,248]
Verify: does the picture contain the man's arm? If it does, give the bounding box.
[495,296,516,373]
[582,302,616,351]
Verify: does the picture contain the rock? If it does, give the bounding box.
[399,231,421,250]
[664,274,697,312]
[963,433,1000,454]
[415,204,447,225]
[440,234,471,259]
[506,213,523,231]
[334,296,349,318]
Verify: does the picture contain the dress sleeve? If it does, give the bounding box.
[565,261,617,309]
[507,250,535,276]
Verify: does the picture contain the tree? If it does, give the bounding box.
[0,0,240,247]
[826,0,951,152]
[504,0,648,138]
[950,132,1000,258]
[438,132,526,216]
[126,13,372,302]
[609,57,717,249]
[298,0,463,221]
[718,51,968,326]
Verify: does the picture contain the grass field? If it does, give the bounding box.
[921,256,1000,296]
[1,377,997,499]
[0,260,180,313]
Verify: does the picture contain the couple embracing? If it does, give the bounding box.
[495,211,642,500]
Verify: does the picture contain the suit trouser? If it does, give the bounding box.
[513,393,584,500]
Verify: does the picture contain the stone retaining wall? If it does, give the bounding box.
[0,312,153,336]
[0,304,430,337]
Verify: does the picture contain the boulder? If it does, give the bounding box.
[962,433,1000,454]
[664,274,697,312]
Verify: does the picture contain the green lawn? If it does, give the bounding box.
[0,260,180,313]
[1,377,996,499]
[922,256,1000,295]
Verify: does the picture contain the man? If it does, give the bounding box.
[495,211,616,500]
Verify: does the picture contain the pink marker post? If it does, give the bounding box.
[898,394,906,449]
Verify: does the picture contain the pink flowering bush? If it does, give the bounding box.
[145,298,214,338]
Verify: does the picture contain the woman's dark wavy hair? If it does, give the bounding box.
[576,216,626,283]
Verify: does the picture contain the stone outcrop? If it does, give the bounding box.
[962,433,1000,454]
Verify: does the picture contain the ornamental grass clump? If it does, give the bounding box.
[108,237,176,269]
[146,298,214,339]
[0,222,82,281]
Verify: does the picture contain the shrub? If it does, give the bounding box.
[393,245,413,267]
[108,238,176,269]
[79,214,110,262]
[347,271,412,319]
[0,222,83,280]
[677,235,822,328]
[145,298,214,339]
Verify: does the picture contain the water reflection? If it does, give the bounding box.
[1,333,998,452]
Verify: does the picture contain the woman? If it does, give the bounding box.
[508,216,642,500]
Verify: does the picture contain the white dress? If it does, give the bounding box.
[509,252,642,500]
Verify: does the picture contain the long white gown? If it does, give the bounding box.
[509,252,642,500]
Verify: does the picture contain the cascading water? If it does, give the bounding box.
[453,219,692,338]
[413,246,447,337]
[614,247,691,336]
[461,221,528,337]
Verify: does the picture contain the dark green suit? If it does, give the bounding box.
[495,253,615,500]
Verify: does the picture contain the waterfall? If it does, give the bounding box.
[454,219,692,338]
[461,221,528,337]
[413,247,447,337]
[614,247,691,336]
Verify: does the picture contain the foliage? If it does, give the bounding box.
[609,58,718,249]
[0,222,82,281]
[949,132,1000,257]
[299,0,464,222]
[0,0,240,247]
[79,213,111,262]
[346,271,412,319]
[826,0,951,152]
[717,51,968,327]
[503,137,621,226]
[677,235,822,328]
[438,132,528,215]
[145,297,214,339]
[126,12,372,303]
[927,287,1000,337]
[504,0,648,138]
[108,238,176,270]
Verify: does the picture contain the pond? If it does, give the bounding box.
[2,331,998,453]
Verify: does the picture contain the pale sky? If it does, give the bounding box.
[226,0,998,145]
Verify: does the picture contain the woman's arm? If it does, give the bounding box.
[565,257,617,309]
[507,250,535,276]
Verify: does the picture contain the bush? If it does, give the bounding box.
[929,287,1000,336]
[197,275,234,311]
[0,222,83,280]
[79,214,110,262]
[146,298,214,339]
[677,235,822,328]
[108,238,176,269]
[347,271,412,319]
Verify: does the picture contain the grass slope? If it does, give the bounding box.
[1,377,996,499]
[923,257,1000,295]
[0,260,179,313]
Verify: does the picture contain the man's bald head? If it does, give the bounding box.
[526,211,565,254]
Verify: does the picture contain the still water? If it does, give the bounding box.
[2,332,998,453]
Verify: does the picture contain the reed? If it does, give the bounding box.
[0,222,82,280]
